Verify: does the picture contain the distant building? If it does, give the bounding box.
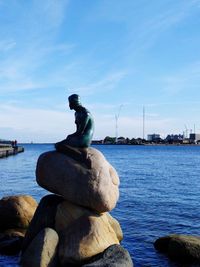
[147,134,161,142]
[165,134,183,142]
[189,133,200,143]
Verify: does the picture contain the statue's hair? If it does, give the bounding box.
[68,94,81,105]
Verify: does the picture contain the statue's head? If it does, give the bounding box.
[68,94,81,110]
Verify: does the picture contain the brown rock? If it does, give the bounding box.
[107,213,123,242]
[55,200,123,242]
[0,195,37,230]
[58,213,119,265]
[36,148,119,213]
[21,194,63,253]
[55,200,93,232]
[154,234,200,263]
[20,227,59,267]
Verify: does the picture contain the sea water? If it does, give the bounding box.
[0,144,200,267]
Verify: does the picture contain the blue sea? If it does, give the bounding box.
[0,144,200,267]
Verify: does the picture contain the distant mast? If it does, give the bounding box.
[143,106,145,140]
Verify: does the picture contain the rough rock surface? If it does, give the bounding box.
[55,200,123,242]
[36,148,119,212]
[59,213,119,265]
[107,213,123,242]
[0,195,37,230]
[83,244,133,267]
[55,200,93,232]
[21,227,59,267]
[154,234,200,263]
[21,194,63,253]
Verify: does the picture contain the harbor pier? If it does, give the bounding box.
[0,146,24,158]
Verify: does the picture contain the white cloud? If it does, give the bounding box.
[0,104,75,143]
[125,1,200,57]
[161,61,200,95]
[40,0,69,28]
[0,40,16,52]
[70,71,128,96]
[0,103,197,142]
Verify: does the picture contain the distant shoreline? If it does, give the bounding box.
[17,143,200,146]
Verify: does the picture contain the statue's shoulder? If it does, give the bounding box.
[81,107,91,116]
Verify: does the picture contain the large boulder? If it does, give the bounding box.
[0,195,37,230]
[21,194,63,253]
[154,234,200,263]
[36,148,119,212]
[59,213,119,265]
[107,213,123,242]
[55,200,123,242]
[55,200,93,233]
[21,228,59,267]
[83,244,133,267]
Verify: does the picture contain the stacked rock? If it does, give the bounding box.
[0,195,37,255]
[20,147,133,267]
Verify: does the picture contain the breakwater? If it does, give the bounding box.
[0,146,24,158]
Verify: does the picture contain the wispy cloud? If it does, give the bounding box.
[0,40,16,52]
[161,61,200,95]
[0,104,73,142]
[69,71,128,96]
[0,0,71,93]
[130,1,200,53]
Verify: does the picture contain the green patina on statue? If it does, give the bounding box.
[55,94,94,167]
[66,94,94,147]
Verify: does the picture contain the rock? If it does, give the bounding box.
[154,234,200,263]
[21,194,63,253]
[21,227,59,267]
[59,213,119,265]
[83,244,133,267]
[0,229,25,255]
[36,148,119,212]
[55,200,123,242]
[55,200,93,233]
[1,228,26,238]
[107,213,123,242]
[0,195,37,230]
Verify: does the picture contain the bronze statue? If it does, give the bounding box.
[55,94,94,167]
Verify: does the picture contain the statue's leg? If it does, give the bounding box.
[54,140,91,168]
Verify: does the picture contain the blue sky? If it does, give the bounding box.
[0,0,200,142]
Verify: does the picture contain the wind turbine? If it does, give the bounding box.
[115,105,123,144]
[184,125,188,138]
[143,106,145,140]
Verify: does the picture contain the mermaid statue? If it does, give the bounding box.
[55,94,94,167]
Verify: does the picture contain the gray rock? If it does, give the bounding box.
[21,194,63,253]
[83,244,133,267]
[0,229,24,255]
[154,234,200,263]
[20,227,59,267]
[36,148,119,213]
